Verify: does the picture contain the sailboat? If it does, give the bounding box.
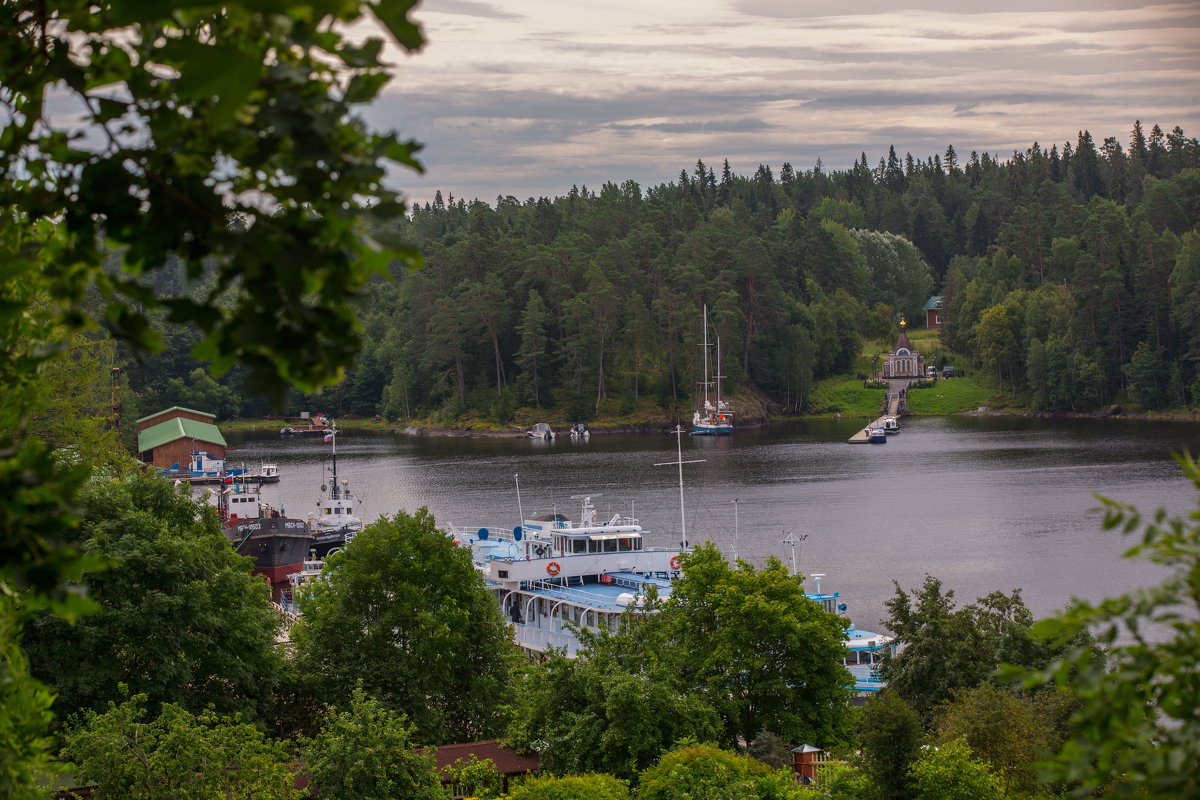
[691,304,733,435]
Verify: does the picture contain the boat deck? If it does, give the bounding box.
[489,571,675,612]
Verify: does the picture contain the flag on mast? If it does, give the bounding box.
[324,431,335,443]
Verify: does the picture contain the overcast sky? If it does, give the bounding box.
[363,1,1200,207]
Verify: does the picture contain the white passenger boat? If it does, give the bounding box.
[445,494,683,657]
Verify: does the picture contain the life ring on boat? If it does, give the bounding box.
[546,561,561,576]
[670,555,680,569]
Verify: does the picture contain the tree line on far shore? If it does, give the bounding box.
[124,124,1200,423]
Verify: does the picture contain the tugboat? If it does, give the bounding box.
[220,480,313,602]
[307,422,363,558]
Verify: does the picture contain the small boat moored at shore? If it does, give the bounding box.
[527,422,555,440]
[868,427,888,443]
[883,417,900,435]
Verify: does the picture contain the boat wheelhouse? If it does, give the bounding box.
[219,481,313,601]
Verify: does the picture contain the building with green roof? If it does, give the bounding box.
[922,296,944,330]
[137,408,227,471]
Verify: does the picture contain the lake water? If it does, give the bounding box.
[223,416,1199,634]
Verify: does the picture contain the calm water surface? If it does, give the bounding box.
[224,417,1200,634]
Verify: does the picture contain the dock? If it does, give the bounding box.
[848,383,909,443]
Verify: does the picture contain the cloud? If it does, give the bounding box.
[424,0,523,21]
[374,1,1200,204]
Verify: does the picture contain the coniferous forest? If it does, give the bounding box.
[127,123,1200,422]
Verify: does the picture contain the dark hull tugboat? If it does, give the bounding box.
[220,482,313,601]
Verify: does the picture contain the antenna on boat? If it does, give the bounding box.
[782,532,797,576]
[811,572,825,595]
[514,473,524,521]
[782,532,808,577]
[654,425,705,551]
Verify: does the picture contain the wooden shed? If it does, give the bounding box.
[136,407,227,471]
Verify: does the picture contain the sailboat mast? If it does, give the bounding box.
[715,336,721,411]
[701,304,711,410]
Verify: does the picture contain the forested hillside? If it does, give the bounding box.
[128,123,1200,421]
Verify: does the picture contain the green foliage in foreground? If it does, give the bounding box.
[1,0,426,791]
[292,509,519,745]
[0,594,61,800]
[508,772,631,800]
[638,743,805,800]
[302,684,443,800]
[858,690,923,800]
[908,738,1004,800]
[508,546,852,780]
[62,692,300,800]
[1016,452,1200,797]
[439,755,504,800]
[881,578,1089,723]
[23,474,282,720]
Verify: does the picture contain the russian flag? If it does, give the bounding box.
[324,432,335,443]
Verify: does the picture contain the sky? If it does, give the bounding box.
[363,1,1200,207]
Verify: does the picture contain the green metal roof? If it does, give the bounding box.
[922,296,943,311]
[137,417,227,452]
[135,406,216,424]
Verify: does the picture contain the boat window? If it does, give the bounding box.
[571,539,587,554]
[618,538,633,552]
[588,540,599,554]
[602,539,617,553]
[324,507,332,514]
[585,610,594,627]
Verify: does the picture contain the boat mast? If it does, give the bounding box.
[655,425,705,551]
[701,304,711,412]
[330,420,338,499]
[714,335,722,413]
[514,473,524,521]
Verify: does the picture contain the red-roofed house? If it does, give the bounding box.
[428,740,541,797]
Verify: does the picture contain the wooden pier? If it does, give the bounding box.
[848,382,909,443]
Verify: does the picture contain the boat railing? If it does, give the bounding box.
[523,578,644,607]
[509,622,582,656]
